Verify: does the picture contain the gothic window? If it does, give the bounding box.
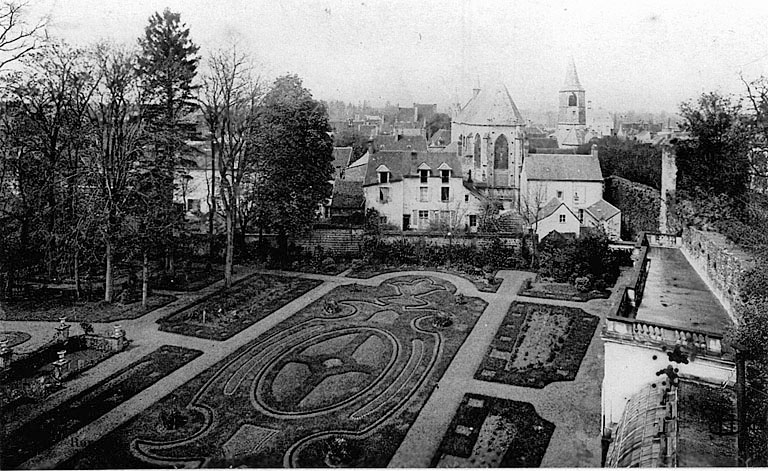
[493,134,508,170]
[568,93,577,107]
[474,134,481,168]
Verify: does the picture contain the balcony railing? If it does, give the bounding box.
[604,315,724,356]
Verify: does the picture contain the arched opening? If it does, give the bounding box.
[493,134,508,170]
[568,93,577,107]
[473,133,481,168]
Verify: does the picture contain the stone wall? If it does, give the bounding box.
[380,232,526,250]
[605,176,661,241]
[681,227,756,324]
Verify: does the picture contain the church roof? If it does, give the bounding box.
[562,58,584,91]
[560,127,588,147]
[524,153,603,182]
[455,83,525,127]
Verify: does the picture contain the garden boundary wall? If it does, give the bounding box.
[604,176,661,241]
[245,229,529,257]
[680,227,755,324]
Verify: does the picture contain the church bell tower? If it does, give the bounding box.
[556,58,587,148]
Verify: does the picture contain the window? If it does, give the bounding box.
[441,169,450,183]
[556,191,563,199]
[559,214,566,224]
[187,198,201,212]
[418,210,429,229]
[568,93,577,107]
[469,215,477,227]
[441,187,450,202]
[420,169,429,183]
[420,187,429,202]
[379,171,389,184]
[379,187,390,203]
[578,209,584,223]
[464,194,469,202]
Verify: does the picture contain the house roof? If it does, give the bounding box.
[524,153,603,181]
[429,129,451,146]
[363,150,463,186]
[528,137,559,149]
[537,197,569,221]
[332,147,353,170]
[455,83,525,127]
[586,199,620,221]
[330,179,365,209]
[396,106,415,123]
[377,134,428,152]
[560,127,588,147]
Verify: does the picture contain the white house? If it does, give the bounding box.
[174,140,216,217]
[530,197,581,239]
[583,199,621,240]
[363,150,485,232]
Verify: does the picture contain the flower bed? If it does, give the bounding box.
[518,279,610,302]
[474,302,599,388]
[157,274,323,340]
[347,264,503,293]
[431,393,554,467]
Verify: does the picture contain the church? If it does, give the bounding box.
[555,58,589,148]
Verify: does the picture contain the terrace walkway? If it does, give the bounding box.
[635,246,732,334]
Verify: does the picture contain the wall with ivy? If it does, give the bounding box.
[605,176,661,241]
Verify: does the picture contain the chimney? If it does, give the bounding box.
[367,140,374,155]
[591,143,598,160]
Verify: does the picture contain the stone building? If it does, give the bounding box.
[450,83,526,207]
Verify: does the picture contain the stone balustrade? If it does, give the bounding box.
[605,316,723,356]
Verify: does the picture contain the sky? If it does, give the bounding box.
[26,0,768,114]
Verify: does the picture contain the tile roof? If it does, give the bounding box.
[586,199,620,221]
[524,153,603,181]
[363,150,463,186]
[560,127,588,147]
[428,129,451,146]
[455,83,525,126]
[330,179,365,209]
[377,135,428,152]
[332,147,353,170]
[537,197,567,221]
[528,137,559,149]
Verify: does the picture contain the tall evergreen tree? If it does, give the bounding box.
[136,9,199,272]
[250,75,334,256]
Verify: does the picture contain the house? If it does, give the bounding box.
[528,197,581,239]
[362,150,484,231]
[331,147,354,180]
[174,140,216,217]
[520,145,622,239]
[328,179,365,225]
[583,198,621,239]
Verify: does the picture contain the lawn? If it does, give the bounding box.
[157,274,323,340]
[347,264,503,293]
[1,345,201,469]
[64,276,486,469]
[0,288,176,322]
[475,302,599,388]
[431,393,555,467]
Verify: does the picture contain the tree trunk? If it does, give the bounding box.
[74,249,81,301]
[104,241,113,303]
[142,251,149,308]
[208,134,216,268]
[225,208,234,289]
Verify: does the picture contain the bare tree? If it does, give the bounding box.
[87,43,145,302]
[518,182,550,267]
[198,45,262,288]
[0,1,45,70]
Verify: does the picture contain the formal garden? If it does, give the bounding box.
[157,274,323,340]
[1,345,201,469]
[62,276,486,468]
[475,302,599,388]
[520,230,634,301]
[431,393,555,467]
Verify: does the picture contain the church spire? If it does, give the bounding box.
[562,57,584,91]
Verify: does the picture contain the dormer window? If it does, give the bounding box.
[441,170,450,183]
[379,171,389,184]
[420,169,429,183]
